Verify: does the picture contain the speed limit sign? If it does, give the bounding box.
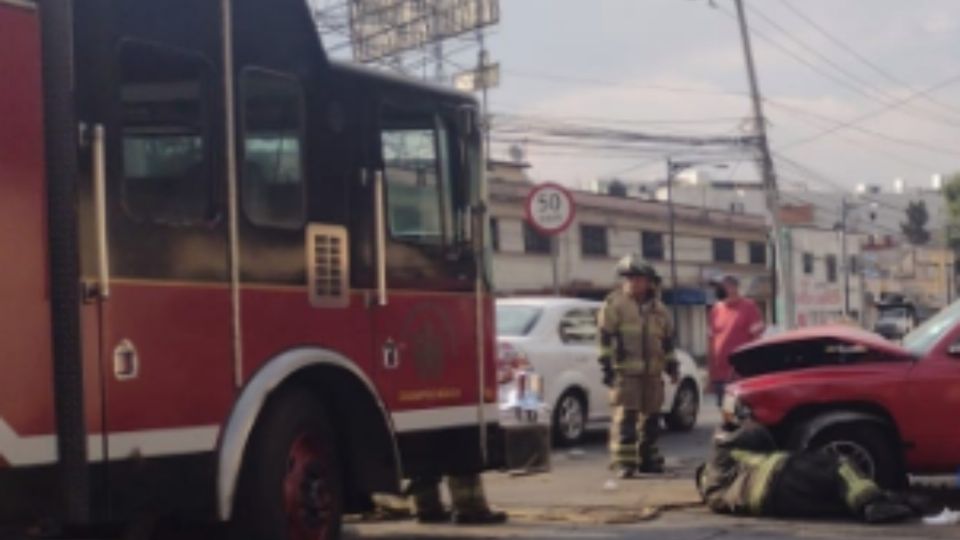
[524,182,576,236]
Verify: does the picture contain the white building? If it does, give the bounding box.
[787,227,866,327]
[487,175,771,359]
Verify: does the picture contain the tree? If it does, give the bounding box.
[607,179,628,197]
[943,173,960,251]
[901,199,931,245]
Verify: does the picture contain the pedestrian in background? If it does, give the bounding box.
[708,275,764,407]
[598,254,679,478]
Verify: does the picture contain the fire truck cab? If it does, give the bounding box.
[0,0,500,537]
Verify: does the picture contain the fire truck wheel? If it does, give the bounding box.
[233,389,343,540]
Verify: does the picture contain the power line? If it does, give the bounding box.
[779,0,960,120]
[714,3,960,131]
[763,99,959,167]
[743,3,960,129]
[501,68,751,98]
[764,81,960,157]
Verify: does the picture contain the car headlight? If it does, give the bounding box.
[721,392,753,426]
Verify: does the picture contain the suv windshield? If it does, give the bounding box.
[902,300,960,356]
[496,305,543,337]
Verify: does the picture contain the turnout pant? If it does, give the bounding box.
[609,374,664,468]
[765,451,883,518]
[411,474,491,516]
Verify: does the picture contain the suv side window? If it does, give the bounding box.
[559,308,598,344]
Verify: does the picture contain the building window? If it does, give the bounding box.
[642,231,664,261]
[849,254,859,274]
[803,252,814,275]
[241,69,306,229]
[523,222,551,254]
[580,225,608,257]
[490,218,500,252]
[826,254,837,282]
[749,241,767,265]
[712,238,734,263]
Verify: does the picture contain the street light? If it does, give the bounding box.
[665,158,730,336]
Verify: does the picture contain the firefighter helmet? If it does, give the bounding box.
[616,254,660,282]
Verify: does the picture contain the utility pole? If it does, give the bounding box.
[733,0,793,327]
[840,196,850,318]
[666,159,680,335]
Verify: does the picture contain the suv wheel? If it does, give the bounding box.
[807,422,907,490]
[665,380,699,432]
[553,390,587,447]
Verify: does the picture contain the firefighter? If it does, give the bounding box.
[408,474,507,525]
[598,254,680,478]
[696,421,921,524]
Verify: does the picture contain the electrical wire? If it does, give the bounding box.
[743,3,960,129]
[779,0,960,120]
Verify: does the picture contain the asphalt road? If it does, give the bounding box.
[348,406,960,540]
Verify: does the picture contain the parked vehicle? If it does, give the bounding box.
[725,301,960,489]
[497,297,703,446]
[874,304,917,340]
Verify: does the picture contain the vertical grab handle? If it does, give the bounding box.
[374,170,388,306]
[92,124,110,300]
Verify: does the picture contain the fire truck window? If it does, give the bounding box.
[241,69,306,229]
[381,124,447,244]
[118,42,213,226]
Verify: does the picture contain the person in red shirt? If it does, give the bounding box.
[708,275,764,407]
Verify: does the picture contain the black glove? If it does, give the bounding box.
[599,355,615,387]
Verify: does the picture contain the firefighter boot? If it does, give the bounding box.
[862,501,915,524]
[610,407,639,478]
[448,475,508,525]
[410,477,451,524]
[638,416,665,474]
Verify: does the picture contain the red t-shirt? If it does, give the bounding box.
[709,298,764,383]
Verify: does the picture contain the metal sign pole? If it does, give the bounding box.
[551,235,560,296]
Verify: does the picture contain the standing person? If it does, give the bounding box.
[708,274,764,407]
[597,254,679,478]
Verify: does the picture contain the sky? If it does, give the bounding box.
[317,0,960,193]
[446,0,960,192]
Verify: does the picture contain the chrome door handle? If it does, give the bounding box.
[113,339,139,381]
[383,340,399,369]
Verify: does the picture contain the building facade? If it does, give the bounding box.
[487,176,771,358]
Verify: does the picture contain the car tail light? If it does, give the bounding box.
[497,342,531,384]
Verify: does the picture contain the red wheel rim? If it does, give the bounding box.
[284,433,336,540]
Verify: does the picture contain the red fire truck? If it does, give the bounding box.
[0,0,502,537]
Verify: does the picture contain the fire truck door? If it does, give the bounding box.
[76,4,235,512]
[371,105,483,430]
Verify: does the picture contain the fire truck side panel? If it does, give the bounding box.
[0,0,56,453]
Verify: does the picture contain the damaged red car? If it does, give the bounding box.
[723,302,960,488]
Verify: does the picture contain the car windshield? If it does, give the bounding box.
[902,300,960,356]
[496,305,543,337]
[878,307,907,320]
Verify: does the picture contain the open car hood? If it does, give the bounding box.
[730,325,912,377]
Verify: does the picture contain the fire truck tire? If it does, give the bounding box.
[233,389,343,540]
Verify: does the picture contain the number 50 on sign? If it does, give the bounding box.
[524,182,576,236]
